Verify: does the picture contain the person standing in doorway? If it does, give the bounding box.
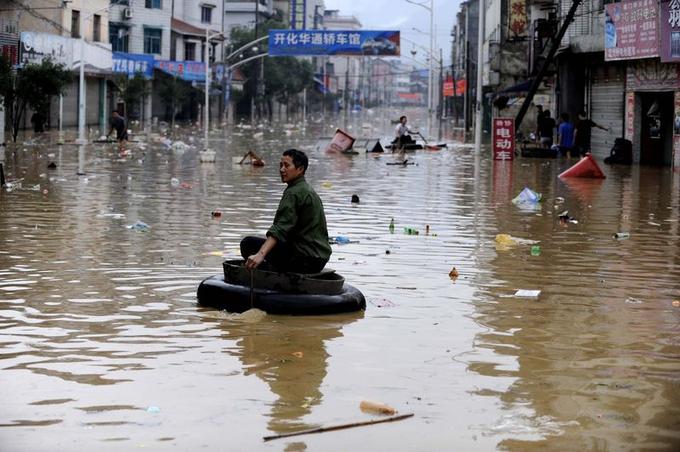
[574,110,609,156]
[107,110,128,154]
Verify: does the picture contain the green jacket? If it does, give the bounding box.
[267,177,332,261]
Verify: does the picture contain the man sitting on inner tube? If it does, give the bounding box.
[240,149,332,274]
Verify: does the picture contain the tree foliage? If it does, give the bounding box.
[157,73,192,134]
[112,73,149,119]
[0,57,71,141]
[229,19,315,117]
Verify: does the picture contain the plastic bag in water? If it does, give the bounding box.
[127,221,150,232]
[512,187,542,205]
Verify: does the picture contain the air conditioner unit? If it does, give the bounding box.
[123,8,133,20]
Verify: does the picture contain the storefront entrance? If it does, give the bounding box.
[639,91,674,166]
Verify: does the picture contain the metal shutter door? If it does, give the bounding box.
[590,66,624,160]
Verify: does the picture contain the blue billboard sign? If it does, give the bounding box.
[268,30,400,56]
[154,60,205,82]
[112,52,154,78]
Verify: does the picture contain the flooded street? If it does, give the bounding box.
[1,111,679,451]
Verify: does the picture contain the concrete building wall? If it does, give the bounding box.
[109,1,172,60]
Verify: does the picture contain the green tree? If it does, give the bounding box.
[229,19,315,119]
[157,73,191,135]
[0,57,71,142]
[112,73,149,122]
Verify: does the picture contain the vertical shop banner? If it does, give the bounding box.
[625,91,635,140]
[659,0,680,62]
[509,0,528,37]
[0,32,19,66]
[673,91,680,169]
[268,30,400,56]
[443,77,454,97]
[604,0,659,61]
[493,118,515,160]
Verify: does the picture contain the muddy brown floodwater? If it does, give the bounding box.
[1,109,679,451]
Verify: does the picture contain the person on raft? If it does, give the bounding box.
[393,115,417,147]
[241,149,332,274]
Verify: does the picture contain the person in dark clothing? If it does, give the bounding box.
[534,104,543,141]
[574,110,608,156]
[31,111,46,133]
[107,111,128,153]
[241,149,332,274]
[539,110,556,148]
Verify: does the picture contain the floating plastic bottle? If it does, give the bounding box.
[613,232,630,240]
[531,245,541,256]
[389,218,395,233]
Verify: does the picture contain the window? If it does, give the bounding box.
[109,24,129,52]
[71,10,80,38]
[145,0,162,9]
[201,6,213,24]
[93,14,101,42]
[185,42,196,61]
[144,28,162,54]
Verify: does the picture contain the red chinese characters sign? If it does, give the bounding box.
[493,118,515,160]
[604,0,659,61]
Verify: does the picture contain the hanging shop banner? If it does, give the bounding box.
[625,91,635,141]
[660,0,680,62]
[443,78,466,97]
[509,0,528,37]
[112,52,154,78]
[20,32,112,73]
[154,60,205,82]
[268,30,400,56]
[492,118,515,161]
[604,0,658,61]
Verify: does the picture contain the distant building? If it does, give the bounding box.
[323,10,362,107]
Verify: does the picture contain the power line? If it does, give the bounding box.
[8,0,68,35]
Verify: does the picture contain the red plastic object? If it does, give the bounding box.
[558,154,606,179]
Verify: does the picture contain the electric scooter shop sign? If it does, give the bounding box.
[268,30,400,56]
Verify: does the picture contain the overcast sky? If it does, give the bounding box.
[323,0,460,66]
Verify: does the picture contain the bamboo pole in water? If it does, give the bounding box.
[262,413,414,442]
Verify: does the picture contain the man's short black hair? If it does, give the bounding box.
[399,115,407,122]
[283,148,308,173]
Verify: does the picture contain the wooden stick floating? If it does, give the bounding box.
[262,413,414,442]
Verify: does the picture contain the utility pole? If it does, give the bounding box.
[514,0,584,131]
[474,0,485,153]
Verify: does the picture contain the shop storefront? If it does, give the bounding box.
[625,61,680,166]
[619,0,680,167]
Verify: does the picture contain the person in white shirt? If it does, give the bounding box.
[394,115,416,148]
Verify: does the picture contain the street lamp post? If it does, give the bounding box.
[204,29,226,152]
[75,4,112,175]
[405,0,435,115]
